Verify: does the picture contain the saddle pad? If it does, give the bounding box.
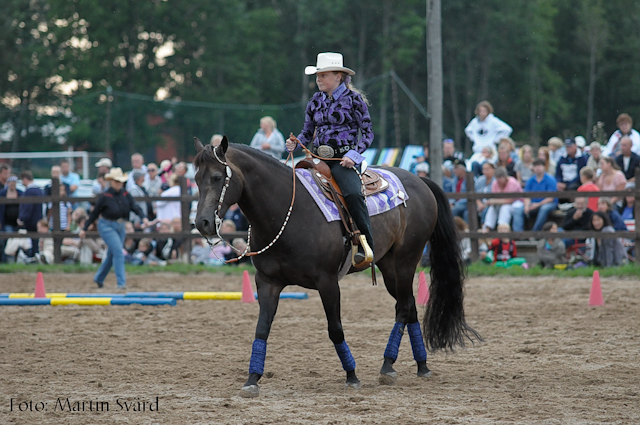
[296,168,409,222]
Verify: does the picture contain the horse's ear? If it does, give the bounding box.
[221,135,229,154]
[194,137,204,153]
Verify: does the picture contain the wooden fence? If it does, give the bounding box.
[1,170,639,264]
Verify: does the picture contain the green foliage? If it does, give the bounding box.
[4,0,640,158]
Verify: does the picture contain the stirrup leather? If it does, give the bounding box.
[351,234,374,268]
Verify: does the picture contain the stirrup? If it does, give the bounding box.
[351,234,374,268]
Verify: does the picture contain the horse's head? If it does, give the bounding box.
[193,136,243,237]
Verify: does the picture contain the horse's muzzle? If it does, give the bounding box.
[195,216,215,237]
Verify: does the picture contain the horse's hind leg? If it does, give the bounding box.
[318,279,361,389]
[377,256,431,385]
[239,277,283,398]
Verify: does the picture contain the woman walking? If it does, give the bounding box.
[80,168,148,289]
[286,52,374,267]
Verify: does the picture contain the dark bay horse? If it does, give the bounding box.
[193,137,480,397]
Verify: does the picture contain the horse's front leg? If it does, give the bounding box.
[239,276,283,398]
[318,280,361,389]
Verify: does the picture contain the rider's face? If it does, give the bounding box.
[316,72,342,95]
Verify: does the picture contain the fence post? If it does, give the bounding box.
[635,168,640,264]
[465,171,479,261]
[179,176,192,264]
[51,178,62,264]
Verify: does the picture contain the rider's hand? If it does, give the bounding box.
[340,157,355,168]
[285,138,297,152]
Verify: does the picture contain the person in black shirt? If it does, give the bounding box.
[80,168,148,289]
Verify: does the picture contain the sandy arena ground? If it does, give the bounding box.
[0,271,638,424]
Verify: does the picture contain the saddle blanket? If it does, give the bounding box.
[295,168,409,222]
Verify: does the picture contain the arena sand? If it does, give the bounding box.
[0,271,638,424]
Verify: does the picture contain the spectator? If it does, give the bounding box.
[250,116,286,160]
[224,203,249,232]
[35,219,80,264]
[410,148,429,175]
[154,221,180,262]
[44,166,63,196]
[155,174,181,222]
[587,211,626,267]
[468,145,496,177]
[144,162,163,197]
[0,176,22,262]
[224,238,251,265]
[556,138,588,192]
[474,162,495,223]
[159,159,174,184]
[414,162,429,178]
[495,144,517,179]
[515,144,535,187]
[617,182,636,221]
[128,171,149,229]
[60,159,80,196]
[536,222,566,268]
[481,167,524,233]
[17,170,44,257]
[586,142,603,175]
[561,196,593,250]
[126,153,148,192]
[524,159,558,231]
[132,238,165,266]
[70,209,104,265]
[602,113,640,157]
[442,139,464,178]
[47,183,72,230]
[204,219,236,265]
[498,137,520,163]
[537,146,557,177]
[596,156,627,203]
[464,100,512,154]
[454,217,471,265]
[614,136,640,182]
[0,164,10,190]
[547,137,566,165]
[122,220,138,259]
[487,223,526,267]
[443,159,468,222]
[93,158,112,195]
[210,134,224,146]
[597,197,627,231]
[577,167,600,211]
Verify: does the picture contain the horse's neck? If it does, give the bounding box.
[230,149,292,228]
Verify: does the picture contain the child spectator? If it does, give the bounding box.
[515,144,535,188]
[47,183,72,231]
[190,232,211,264]
[487,223,527,267]
[224,238,251,265]
[577,167,600,211]
[536,222,566,268]
[132,238,166,266]
[454,217,471,265]
[587,212,626,267]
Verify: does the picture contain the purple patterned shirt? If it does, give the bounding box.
[296,83,374,164]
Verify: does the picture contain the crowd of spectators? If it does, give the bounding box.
[0,154,249,268]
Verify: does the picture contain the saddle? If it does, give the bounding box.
[295,158,389,206]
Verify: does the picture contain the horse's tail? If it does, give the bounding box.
[420,177,482,351]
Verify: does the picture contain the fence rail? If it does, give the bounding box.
[1,170,639,264]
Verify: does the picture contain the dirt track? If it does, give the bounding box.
[1,271,638,424]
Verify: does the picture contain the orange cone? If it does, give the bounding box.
[589,270,604,306]
[417,271,429,306]
[241,270,255,303]
[34,272,46,298]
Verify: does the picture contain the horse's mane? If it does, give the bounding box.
[193,143,290,172]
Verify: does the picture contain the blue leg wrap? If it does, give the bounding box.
[407,322,427,362]
[248,338,267,375]
[334,341,356,372]
[383,322,405,361]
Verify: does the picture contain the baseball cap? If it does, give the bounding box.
[564,138,576,146]
[7,176,18,183]
[95,158,113,168]
[452,158,466,168]
[574,136,586,149]
[415,162,429,173]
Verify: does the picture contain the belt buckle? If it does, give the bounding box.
[317,145,335,158]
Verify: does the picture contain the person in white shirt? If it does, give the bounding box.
[464,101,512,154]
[602,113,640,157]
[126,153,149,192]
[249,116,286,160]
[155,174,181,222]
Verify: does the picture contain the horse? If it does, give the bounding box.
[193,136,481,397]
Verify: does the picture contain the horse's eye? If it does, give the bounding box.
[211,173,223,182]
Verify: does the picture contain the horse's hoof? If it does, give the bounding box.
[239,384,260,398]
[378,371,397,385]
[417,370,432,378]
[345,380,361,390]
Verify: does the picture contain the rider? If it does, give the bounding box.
[286,52,375,267]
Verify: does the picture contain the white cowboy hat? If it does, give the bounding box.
[94,158,113,168]
[305,52,355,76]
[104,167,128,183]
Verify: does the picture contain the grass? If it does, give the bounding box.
[2,261,640,279]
